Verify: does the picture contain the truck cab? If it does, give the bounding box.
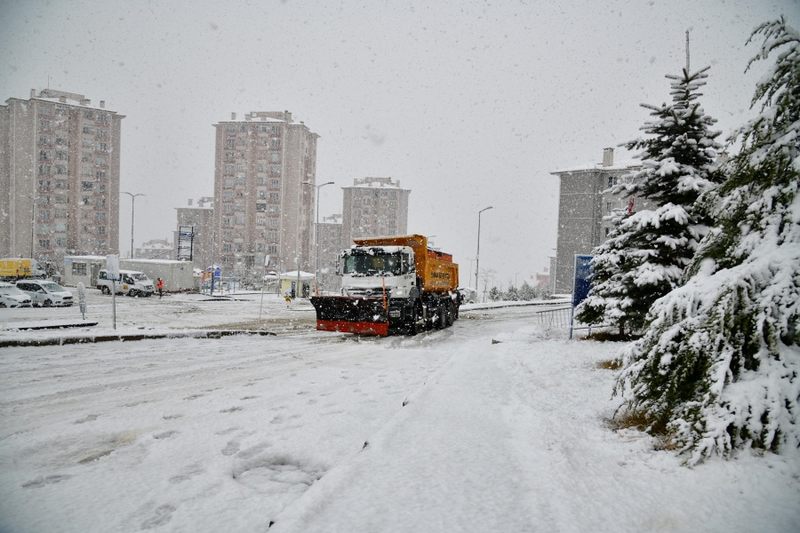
[340,246,417,299]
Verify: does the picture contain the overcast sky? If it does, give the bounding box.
[2,0,797,287]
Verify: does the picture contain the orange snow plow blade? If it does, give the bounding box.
[310,296,389,336]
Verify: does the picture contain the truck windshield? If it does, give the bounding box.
[343,251,404,276]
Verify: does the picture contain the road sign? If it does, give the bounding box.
[570,254,593,339]
[572,254,593,307]
[106,254,120,281]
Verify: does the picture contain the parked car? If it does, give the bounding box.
[0,281,33,307]
[96,269,155,297]
[15,279,73,307]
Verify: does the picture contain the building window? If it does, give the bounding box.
[72,263,87,276]
[82,181,94,191]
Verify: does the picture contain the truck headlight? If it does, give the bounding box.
[389,309,401,318]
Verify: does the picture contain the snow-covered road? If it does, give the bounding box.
[1,299,798,532]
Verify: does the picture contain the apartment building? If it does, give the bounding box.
[341,177,410,249]
[550,148,643,293]
[212,111,318,281]
[174,196,214,269]
[0,89,123,272]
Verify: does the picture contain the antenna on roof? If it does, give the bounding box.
[685,30,690,71]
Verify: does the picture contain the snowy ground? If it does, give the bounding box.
[1,291,798,532]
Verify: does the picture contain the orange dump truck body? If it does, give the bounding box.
[352,234,458,294]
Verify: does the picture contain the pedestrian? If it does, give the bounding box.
[156,277,164,299]
[283,289,292,307]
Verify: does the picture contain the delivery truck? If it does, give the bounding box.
[310,234,461,336]
[0,258,47,280]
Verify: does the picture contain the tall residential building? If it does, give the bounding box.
[550,148,643,293]
[0,89,123,272]
[316,213,343,292]
[174,196,214,269]
[341,177,410,249]
[212,111,318,281]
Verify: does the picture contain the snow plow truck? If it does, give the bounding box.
[310,234,461,336]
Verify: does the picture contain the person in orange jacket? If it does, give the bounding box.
[156,277,164,298]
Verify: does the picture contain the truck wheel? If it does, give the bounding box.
[445,301,454,327]
[435,302,447,329]
[43,299,52,307]
[408,302,423,335]
[101,286,110,295]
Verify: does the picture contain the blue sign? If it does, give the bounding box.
[213,266,222,279]
[572,254,593,307]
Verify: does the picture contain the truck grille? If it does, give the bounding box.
[346,287,390,298]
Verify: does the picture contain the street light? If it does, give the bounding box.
[315,181,335,294]
[121,192,145,259]
[475,205,493,294]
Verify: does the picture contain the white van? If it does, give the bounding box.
[96,269,155,297]
[15,279,73,307]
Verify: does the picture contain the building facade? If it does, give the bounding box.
[0,89,123,274]
[316,213,343,293]
[341,177,410,249]
[135,238,173,260]
[174,196,214,269]
[551,148,643,294]
[212,111,318,282]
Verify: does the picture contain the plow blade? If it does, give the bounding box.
[310,296,389,336]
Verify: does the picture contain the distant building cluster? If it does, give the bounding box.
[3,88,642,297]
[0,89,411,292]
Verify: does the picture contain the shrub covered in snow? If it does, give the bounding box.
[615,18,800,464]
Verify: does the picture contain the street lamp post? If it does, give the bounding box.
[315,181,335,294]
[475,205,493,296]
[121,192,145,259]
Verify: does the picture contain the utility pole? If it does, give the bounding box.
[315,181,335,294]
[475,206,493,293]
[121,192,145,258]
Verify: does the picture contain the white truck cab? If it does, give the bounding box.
[339,245,417,299]
[97,269,155,297]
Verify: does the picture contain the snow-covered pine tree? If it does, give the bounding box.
[615,18,800,464]
[576,67,723,334]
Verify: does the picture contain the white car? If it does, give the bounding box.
[15,279,74,307]
[0,281,33,308]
